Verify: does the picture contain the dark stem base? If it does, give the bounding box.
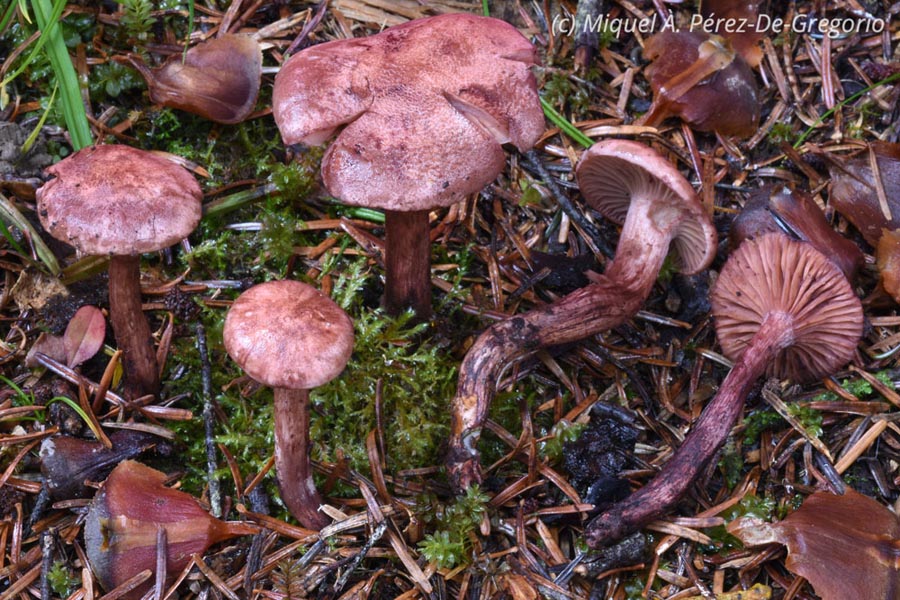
[108,255,160,400]
[384,209,432,319]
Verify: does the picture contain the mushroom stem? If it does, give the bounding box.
[448,197,675,491]
[108,255,160,400]
[273,387,328,529]
[584,312,794,547]
[383,209,432,318]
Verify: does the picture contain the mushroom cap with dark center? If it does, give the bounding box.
[36,145,202,256]
[223,280,354,390]
[711,234,863,383]
[272,13,544,212]
[575,139,717,274]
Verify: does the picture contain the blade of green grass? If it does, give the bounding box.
[0,0,65,88]
[30,0,93,150]
[22,81,56,153]
[481,0,489,17]
[793,72,900,149]
[540,97,594,149]
[0,191,61,275]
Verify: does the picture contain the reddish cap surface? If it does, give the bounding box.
[711,234,863,382]
[272,13,544,212]
[37,145,202,256]
[575,139,717,274]
[224,280,354,389]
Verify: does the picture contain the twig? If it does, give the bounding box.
[196,323,222,518]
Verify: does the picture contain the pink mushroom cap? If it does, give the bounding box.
[272,13,545,212]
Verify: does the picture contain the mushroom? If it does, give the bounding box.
[223,280,354,528]
[447,140,717,491]
[638,31,760,138]
[584,234,863,547]
[84,460,258,600]
[729,184,863,280]
[36,145,202,399]
[272,13,544,318]
[728,488,900,599]
[121,33,262,124]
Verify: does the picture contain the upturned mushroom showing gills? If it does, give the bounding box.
[36,145,202,399]
[446,140,717,492]
[224,280,354,529]
[272,13,544,319]
[638,31,760,138]
[584,234,863,548]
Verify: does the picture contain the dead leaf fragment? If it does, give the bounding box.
[63,305,106,368]
[728,489,900,600]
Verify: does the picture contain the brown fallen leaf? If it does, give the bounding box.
[727,488,900,600]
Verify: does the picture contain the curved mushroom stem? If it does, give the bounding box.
[384,209,432,319]
[273,387,328,529]
[108,255,160,400]
[447,195,678,491]
[584,312,795,547]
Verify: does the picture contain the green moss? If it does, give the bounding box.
[417,486,490,568]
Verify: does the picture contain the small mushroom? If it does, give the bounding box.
[36,145,202,399]
[584,234,863,547]
[447,140,717,491]
[638,31,760,138]
[730,184,863,280]
[223,280,354,529]
[84,460,258,600]
[272,13,544,318]
[122,33,262,124]
[728,488,900,599]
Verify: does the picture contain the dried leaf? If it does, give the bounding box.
[25,331,66,367]
[126,34,262,124]
[728,489,900,600]
[829,142,900,246]
[63,305,106,368]
[877,228,900,303]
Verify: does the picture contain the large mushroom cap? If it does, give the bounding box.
[711,234,863,383]
[223,280,354,390]
[36,145,202,256]
[272,13,544,212]
[575,139,717,274]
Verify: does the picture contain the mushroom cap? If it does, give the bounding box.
[223,280,354,390]
[36,145,202,256]
[575,139,717,274]
[272,13,544,212]
[711,233,863,383]
[644,31,759,138]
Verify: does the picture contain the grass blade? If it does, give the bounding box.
[30,0,93,150]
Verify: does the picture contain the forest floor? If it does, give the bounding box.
[1,0,900,599]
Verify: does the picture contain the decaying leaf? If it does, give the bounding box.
[728,489,900,599]
[877,228,900,303]
[829,142,900,246]
[700,0,765,67]
[63,305,106,367]
[125,34,262,124]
